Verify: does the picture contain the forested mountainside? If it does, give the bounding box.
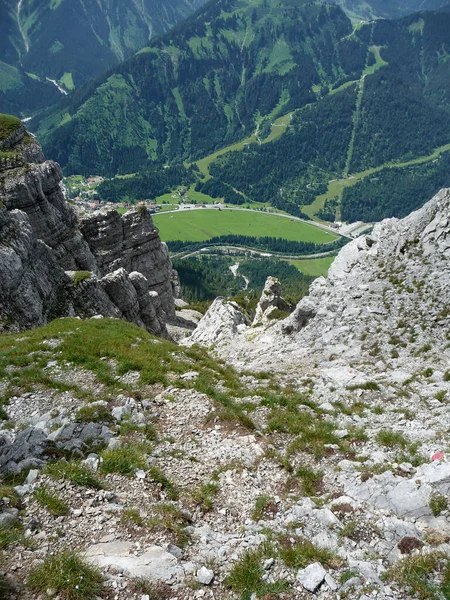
[0,0,206,114]
[35,0,356,176]
[36,0,450,225]
[205,10,450,218]
[324,0,450,21]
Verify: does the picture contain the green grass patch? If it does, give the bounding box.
[191,481,219,511]
[0,318,260,436]
[0,524,26,550]
[153,209,337,244]
[34,486,69,516]
[296,465,324,496]
[100,442,149,476]
[252,495,278,521]
[148,465,179,500]
[278,536,342,569]
[287,256,334,277]
[75,403,114,425]
[0,485,20,508]
[429,494,447,517]
[28,550,105,600]
[375,429,409,449]
[148,503,191,547]
[225,543,286,597]
[266,405,339,459]
[121,507,144,528]
[46,461,103,490]
[60,72,74,91]
[72,271,91,286]
[386,552,450,600]
[0,114,21,141]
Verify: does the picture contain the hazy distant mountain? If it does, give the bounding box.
[324,0,450,21]
[0,0,206,114]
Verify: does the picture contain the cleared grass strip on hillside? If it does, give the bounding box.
[304,141,450,221]
[195,112,293,179]
[286,256,335,277]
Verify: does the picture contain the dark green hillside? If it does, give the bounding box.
[349,14,450,172]
[209,84,357,210]
[207,11,450,219]
[38,0,359,176]
[0,62,61,115]
[0,0,206,115]
[341,150,450,222]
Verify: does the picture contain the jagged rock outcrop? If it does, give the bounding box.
[252,276,292,327]
[185,189,450,371]
[184,297,249,347]
[0,118,176,335]
[80,209,175,318]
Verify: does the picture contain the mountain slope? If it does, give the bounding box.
[0,0,207,115]
[206,11,450,217]
[38,0,450,188]
[37,0,362,175]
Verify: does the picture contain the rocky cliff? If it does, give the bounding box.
[0,116,176,336]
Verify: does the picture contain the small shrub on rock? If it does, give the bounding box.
[397,536,424,555]
[429,493,448,517]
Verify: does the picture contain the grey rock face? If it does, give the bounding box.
[183,297,249,348]
[296,562,327,592]
[0,122,176,335]
[186,189,450,372]
[80,210,176,318]
[85,541,185,581]
[52,422,114,457]
[0,428,57,475]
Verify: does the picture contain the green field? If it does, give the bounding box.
[153,209,338,243]
[287,256,335,277]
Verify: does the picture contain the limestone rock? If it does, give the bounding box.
[296,562,327,592]
[196,566,214,585]
[85,541,184,581]
[183,297,249,348]
[0,428,57,475]
[252,276,291,326]
[0,121,176,335]
[52,422,114,456]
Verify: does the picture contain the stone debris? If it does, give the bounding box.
[195,566,214,585]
